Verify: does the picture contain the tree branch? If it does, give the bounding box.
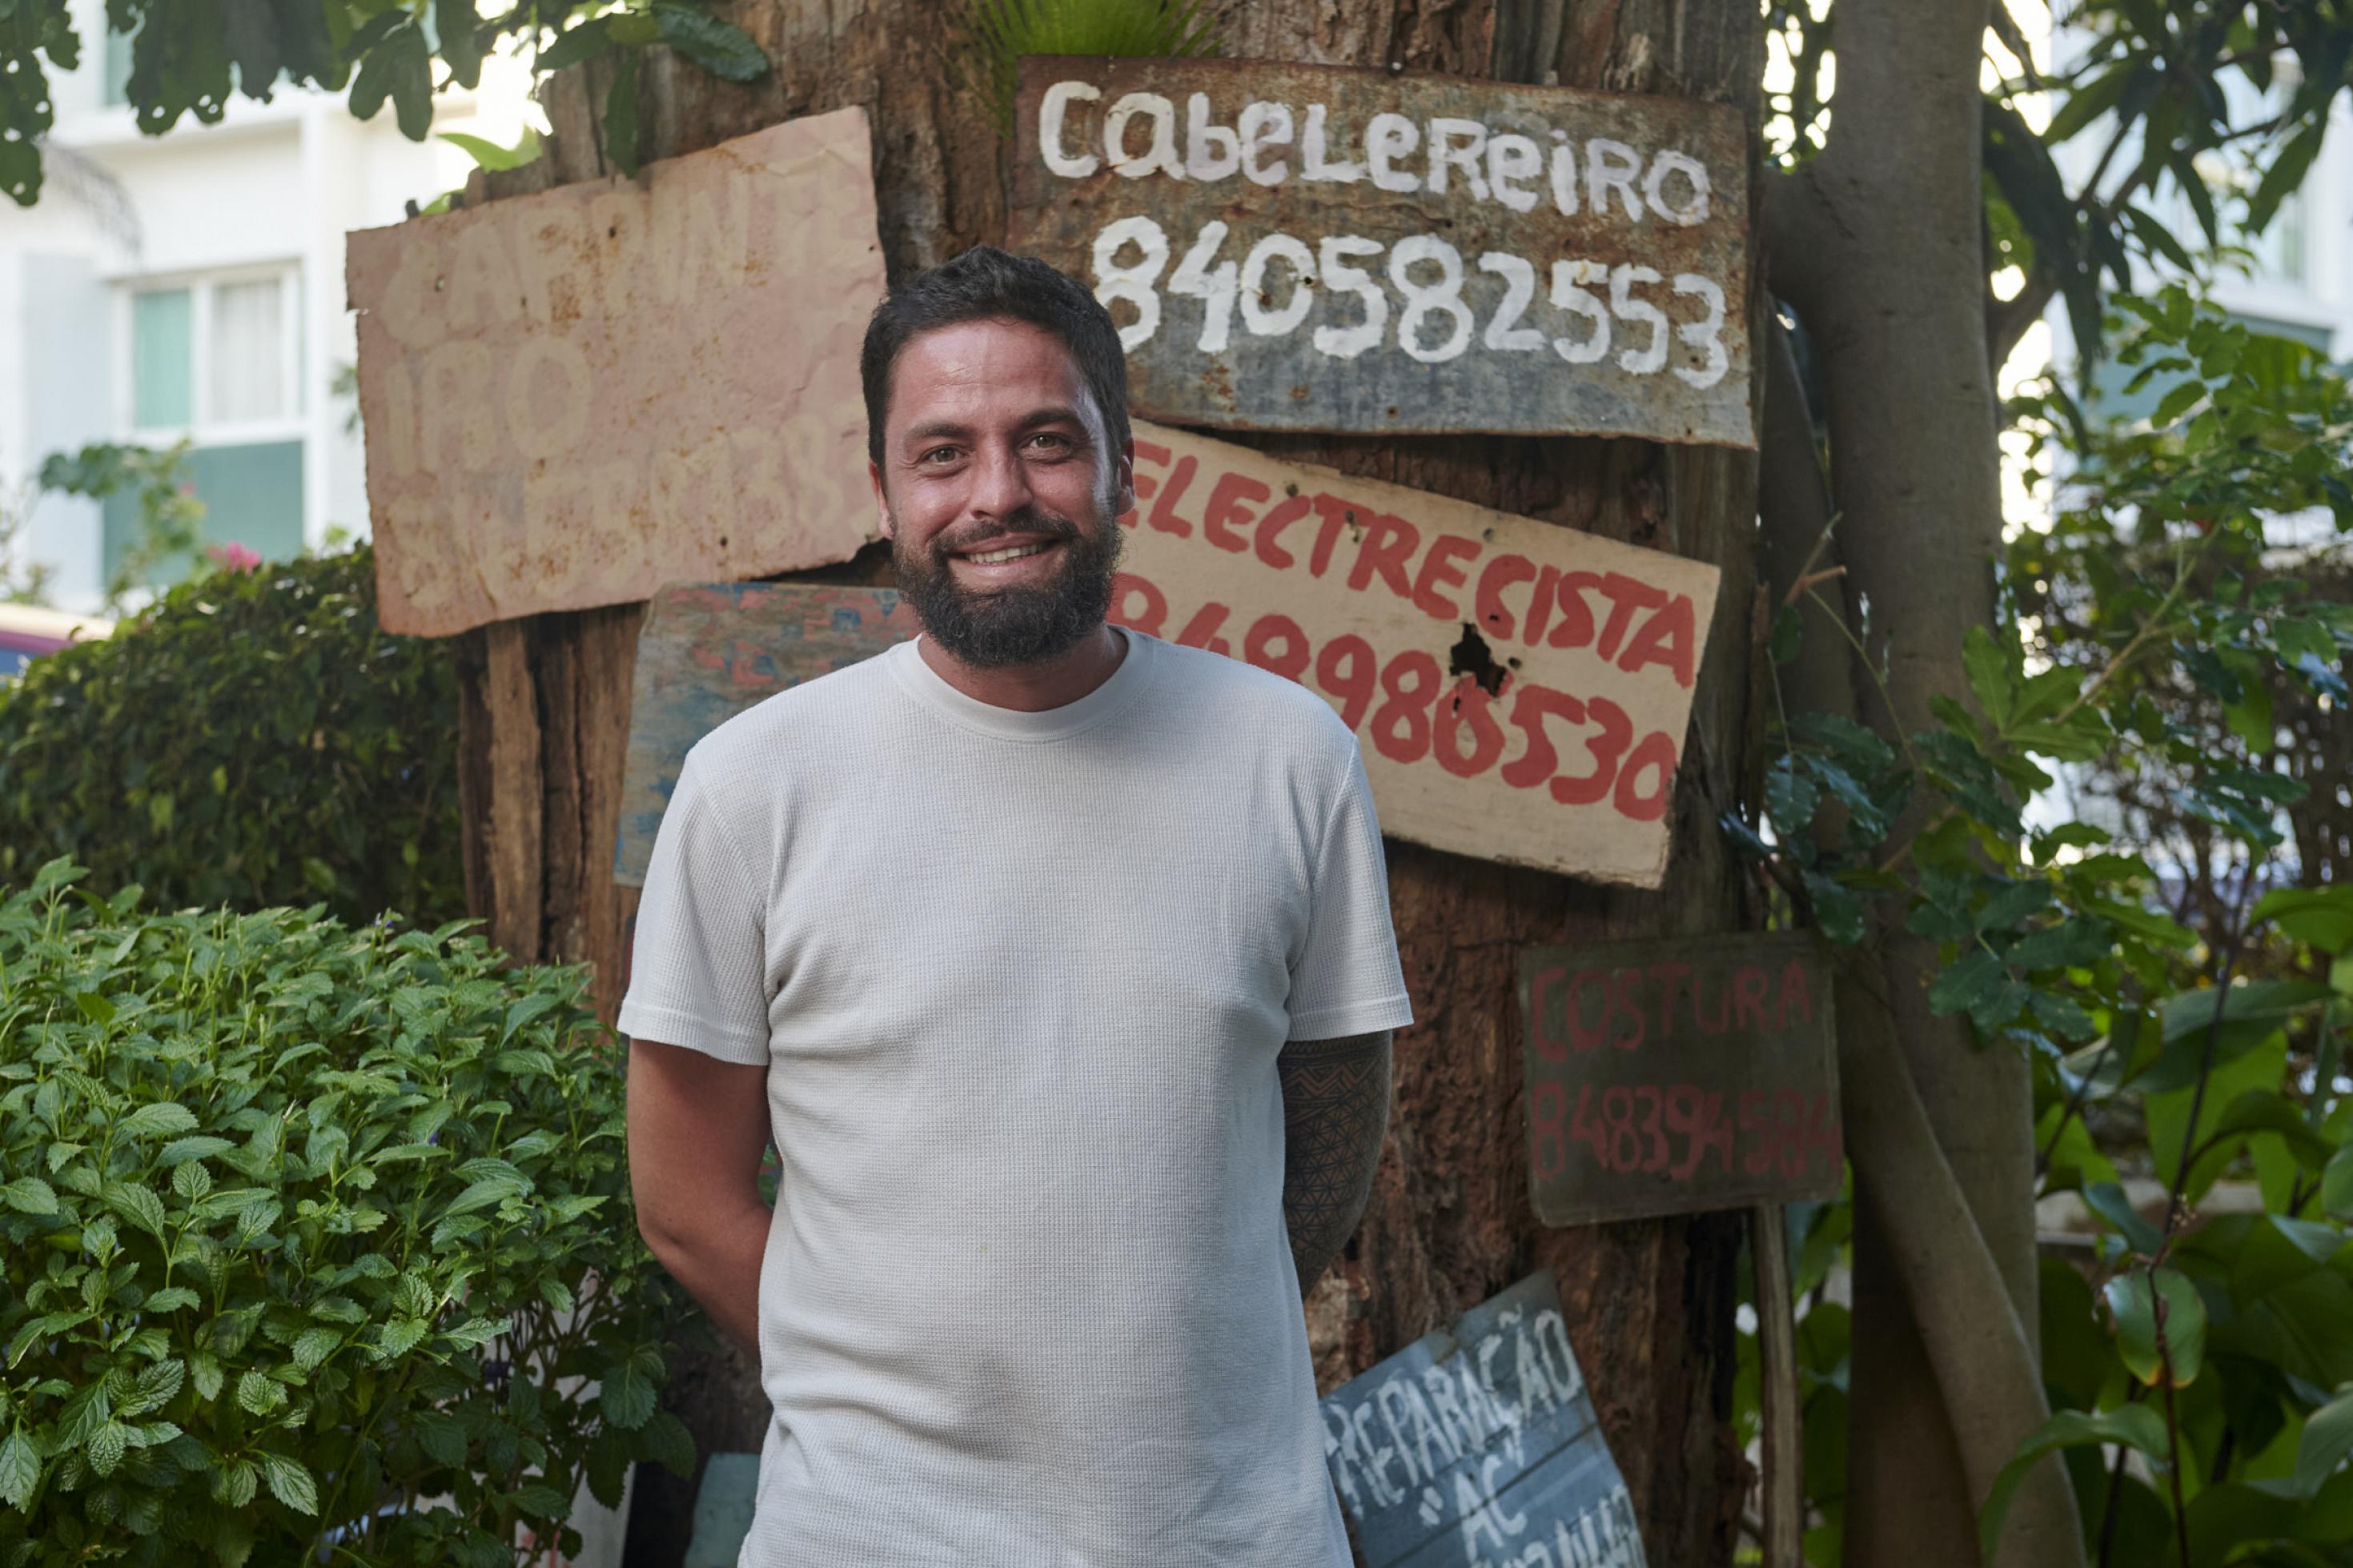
[1762,162,1841,323]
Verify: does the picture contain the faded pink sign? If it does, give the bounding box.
[346,109,886,636]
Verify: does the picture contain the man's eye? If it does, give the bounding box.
[919,447,960,465]
[1026,432,1072,452]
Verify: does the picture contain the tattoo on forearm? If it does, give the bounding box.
[1278,1030,1392,1293]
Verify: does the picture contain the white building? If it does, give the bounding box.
[0,2,537,612]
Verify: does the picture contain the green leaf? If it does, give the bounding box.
[2254,886,2353,956]
[2295,1387,2353,1498]
[0,1430,41,1510]
[1928,950,2007,1017]
[191,1352,225,1402]
[103,1181,167,1238]
[653,6,772,82]
[2323,1144,2353,1221]
[88,1421,127,1478]
[417,1410,470,1465]
[235,1369,286,1416]
[438,126,542,172]
[536,15,613,74]
[2247,122,2326,238]
[2081,1181,2162,1257]
[1962,626,2019,727]
[600,1364,657,1430]
[604,48,643,178]
[291,1326,340,1373]
[377,1317,430,1359]
[257,1450,319,1514]
[446,1175,528,1217]
[2103,1267,2206,1387]
[434,0,484,90]
[160,1135,234,1169]
[2,1177,58,1215]
[118,1101,199,1140]
[1978,1404,2167,1558]
[73,989,115,1025]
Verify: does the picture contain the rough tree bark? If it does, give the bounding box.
[450,3,1766,1562]
[1761,1,2083,1563]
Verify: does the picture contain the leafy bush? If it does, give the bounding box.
[0,865,691,1566]
[0,544,464,931]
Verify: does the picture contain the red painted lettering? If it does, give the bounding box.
[1347,512,1421,600]
[1474,553,1536,640]
[1501,684,1581,789]
[1566,970,1610,1052]
[1522,564,1562,647]
[1410,533,1480,620]
[1776,958,1815,1030]
[1648,962,1692,1039]
[1611,969,1647,1051]
[1550,694,1632,807]
[1613,731,1678,822]
[1202,471,1269,555]
[1695,972,1732,1034]
[1255,493,1311,569]
[1733,964,1769,1030]
[1594,572,1670,660]
[1531,966,1571,1061]
[1128,438,1171,512]
[1616,595,1698,688]
[1174,601,1232,656]
[1150,455,1200,536]
[1547,571,1602,651]
[1308,495,1355,579]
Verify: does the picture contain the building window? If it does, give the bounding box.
[114,269,307,583]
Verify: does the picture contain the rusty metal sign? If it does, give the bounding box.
[1113,420,1720,889]
[1520,932,1841,1228]
[1009,57,1752,447]
[347,110,887,637]
[614,583,916,887]
[1321,1269,1647,1568]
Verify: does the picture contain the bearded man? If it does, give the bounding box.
[621,246,1411,1566]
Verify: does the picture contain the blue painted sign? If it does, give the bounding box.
[614,582,917,887]
[1320,1271,1644,1568]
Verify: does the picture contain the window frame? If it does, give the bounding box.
[114,263,306,449]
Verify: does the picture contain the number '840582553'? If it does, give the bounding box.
[1092,215,1732,387]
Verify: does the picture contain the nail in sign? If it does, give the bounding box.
[1520,932,1841,1226]
[1010,56,1753,445]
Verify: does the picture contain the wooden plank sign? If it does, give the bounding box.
[1113,421,1719,888]
[613,583,917,886]
[1520,932,1841,1227]
[347,110,887,636]
[1010,56,1752,447]
[1321,1270,1646,1568]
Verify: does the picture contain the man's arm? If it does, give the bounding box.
[627,1038,772,1358]
[1277,1029,1393,1296]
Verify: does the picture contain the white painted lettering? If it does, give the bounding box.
[1585,138,1645,221]
[503,336,591,460]
[1184,92,1240,179]
[1103,92,1186,180]
[1426,116,1490,199]
[1039,80,1102,178]
[1644,149,1710,224]
[1238,100,1293,185]
[1487,132,1542,213]
[1366,112,1421,193]
[1301,103,1363,182]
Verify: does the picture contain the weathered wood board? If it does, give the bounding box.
[1520,932,1841,1227]
[1321,1270,1647,1568]
[1010,56,1752,447]
[347,110,887,637]
[613,584,917,887]
[1114,420,1719,888]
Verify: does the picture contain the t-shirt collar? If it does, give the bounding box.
[887,626,1157,743]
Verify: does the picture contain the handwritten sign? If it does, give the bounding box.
[1322,1270,1646,1568]
[1010,57,1752,446]
[347,111,887,636]
[1114,421,1719,888]
[613,583,917,886]
[1520,933,1841,1227]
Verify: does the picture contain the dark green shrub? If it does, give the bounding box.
[0,545,464,929]
[0,864,692,1566]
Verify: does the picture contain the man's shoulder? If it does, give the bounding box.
[1149,638,1359,764]
[681,645,905,788]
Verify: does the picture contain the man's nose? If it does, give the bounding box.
[966,442,1034,520]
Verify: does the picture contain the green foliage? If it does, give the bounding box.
[35,443,209,616]
[0,867,693,1564]
[0,543,464,932]
[962,0,1222,131]
[0,2,773,207]
[1735,288,2353,1563]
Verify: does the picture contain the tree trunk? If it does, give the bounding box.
[452,3,1765,1562]
[1761,0,2082,1563]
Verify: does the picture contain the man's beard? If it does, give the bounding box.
[890,507,1124,669]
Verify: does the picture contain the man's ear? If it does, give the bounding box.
[1110,439,1137,521]
[869,460,893,541]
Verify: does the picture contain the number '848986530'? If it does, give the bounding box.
[1090,215,1732,387]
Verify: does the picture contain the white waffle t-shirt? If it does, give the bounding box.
[617,628,1413,1567]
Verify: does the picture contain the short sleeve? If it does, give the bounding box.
[1285,747,1415,1041]
[616,756,773,1065]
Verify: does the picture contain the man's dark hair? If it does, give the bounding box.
[860,246,1131,467]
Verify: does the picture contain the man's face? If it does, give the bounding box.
[870,318,1134,668]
